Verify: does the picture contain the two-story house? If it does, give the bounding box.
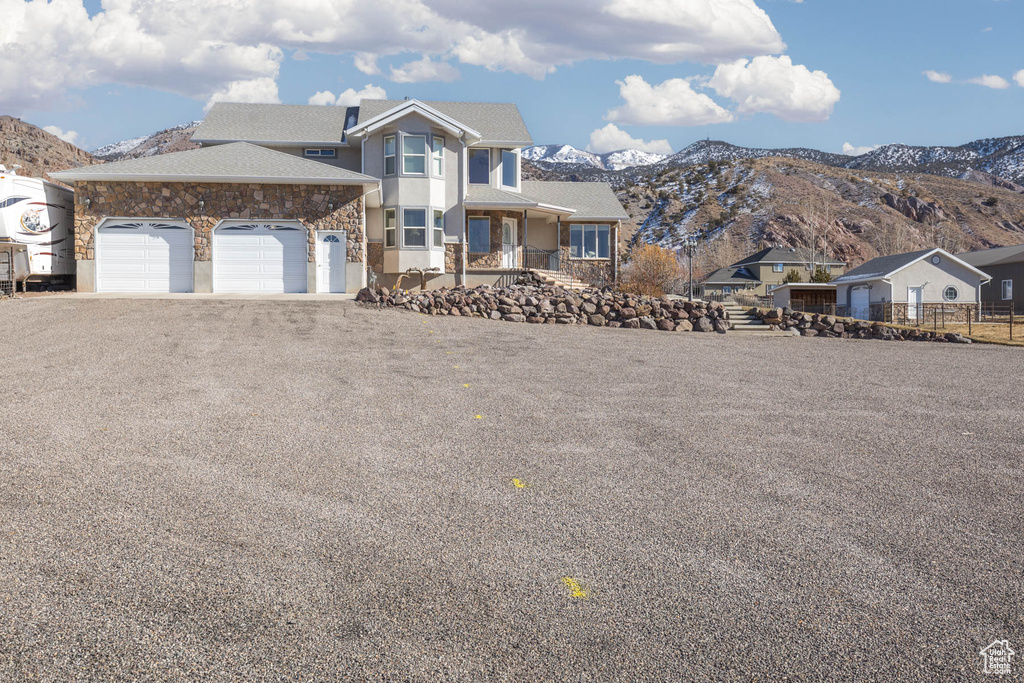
[52,99,628,294]
[701,247,846,297]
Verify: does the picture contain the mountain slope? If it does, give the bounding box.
[523,144,665,171]
[92,121,201,161]
[0,116,98,181]
[616,156,1024,278]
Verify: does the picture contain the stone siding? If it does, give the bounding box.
[73,182,364,262]
[367,242,384,273]
[444,243,464,274]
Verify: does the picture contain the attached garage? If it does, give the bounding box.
[213,223,308,294]
[96,221,193,293]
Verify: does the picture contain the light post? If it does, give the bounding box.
[682,235,698,301]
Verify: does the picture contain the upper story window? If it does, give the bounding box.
[304,148,337,158]
[403,135,427,175]
[773,263,784,273]
[384,135,396,176]
[432,137,444,177]
[384,208,397,247]
[570,224,610,259]
[402,208,427,248]
[433,209,444,248]
[469,149,490,185]
[501,150,518,189]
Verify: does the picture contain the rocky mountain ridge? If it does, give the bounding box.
[0,116,98,182]
[92,121,202,161]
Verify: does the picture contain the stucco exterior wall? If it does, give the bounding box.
[73,181,364,264]
[888,258,981,304]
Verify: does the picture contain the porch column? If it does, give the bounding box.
[462,208,468,284]
[523,209,528,269]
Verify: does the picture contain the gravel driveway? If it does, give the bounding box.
[1,297,1021,681]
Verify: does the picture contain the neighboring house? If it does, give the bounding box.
[832,247,991,322]
[702,247,846,297]
[51,99,628,294]
[958,242,1024,314]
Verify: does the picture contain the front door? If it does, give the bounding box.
[907,286,923,321]
[317,232,347,293]
[501,218,517,269]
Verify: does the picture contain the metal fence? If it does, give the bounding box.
[0,250,13,298]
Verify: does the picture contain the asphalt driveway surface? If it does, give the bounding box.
[0,297,1021,681]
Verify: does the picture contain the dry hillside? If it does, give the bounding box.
[0,116,97,182]
[617,157,1024,277]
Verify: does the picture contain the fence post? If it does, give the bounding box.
[933,309,937,332]
[1012,307,1015,342]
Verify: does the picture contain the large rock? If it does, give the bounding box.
[693,316,714,333]
[657,318,676,331]
[675,319,693,332]
[639,316,658,330]
[588,314,607,327]
[714,319,730,334]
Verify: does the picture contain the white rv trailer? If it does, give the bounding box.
[0,164,76,291]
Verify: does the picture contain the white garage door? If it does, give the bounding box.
[851,287,870,320]
[213,224,308,294]
[96,221,194,293]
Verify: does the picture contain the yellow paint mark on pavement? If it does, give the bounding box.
[463,383,470,388]
[562,577,587,599]
[475,415,483,420]
[511,478,528,489]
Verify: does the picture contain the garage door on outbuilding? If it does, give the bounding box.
[213,223,308,294]
[850,286,870,320]
[96,221,194,293]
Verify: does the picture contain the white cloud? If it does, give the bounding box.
[923,70,953,84]
[606,75,734,127]
[586,124,673,155]
[967,74,1010,89]
[205,77,280,111]
[308,84,387,106]
[709,55,840,122]
[842,142,881,156]
[389,56,460,84]
[42,125,79,145]
[0,0,794,113]
[354,53,381,76]
[1015,70,1024,87]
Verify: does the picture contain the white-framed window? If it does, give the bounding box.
[384,208,397,248]
[1003,279,1013,301]
[402,208,427,248]
[501,150,518,189]
[403,135,427,175]
[569,224,610,259]
[304,148,337,158]
[433,209,444,248]
[432,136,444,177]
[724,286,732,294]
[773,263,784,273]
[384,135,396,176]
[468,216,490,253]
[469,149,490,185]
[943,285,959,301]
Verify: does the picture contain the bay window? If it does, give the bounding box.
[383,135,396,176]
[403,135,426,175]
[384,208,396,247]
[469,149,490,185]
[569,224,611,259]
[468,217,490,253]
[402,208,427,248]
[433,210,444,248]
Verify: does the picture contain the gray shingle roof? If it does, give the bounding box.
[192,103,357,145]
[521,181,629,221]
[703,266,760,285]
[50,142,378,185]
[733,246,844,267]
[465,187,537,207]
[958,242,1024,267]
[357,100,532,145]
[832,249,936,283]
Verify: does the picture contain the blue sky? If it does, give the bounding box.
[4,0,1023,155]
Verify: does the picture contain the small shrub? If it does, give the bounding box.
[983,196,998,207]
[620,244,683,297]
[810,266,833,283]
[783,268,802,284]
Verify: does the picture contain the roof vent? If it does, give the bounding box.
[404,96,410,101]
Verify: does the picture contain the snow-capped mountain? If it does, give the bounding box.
[523,144,666,171]
[525,136,1024,186]
[92,120,202,161]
